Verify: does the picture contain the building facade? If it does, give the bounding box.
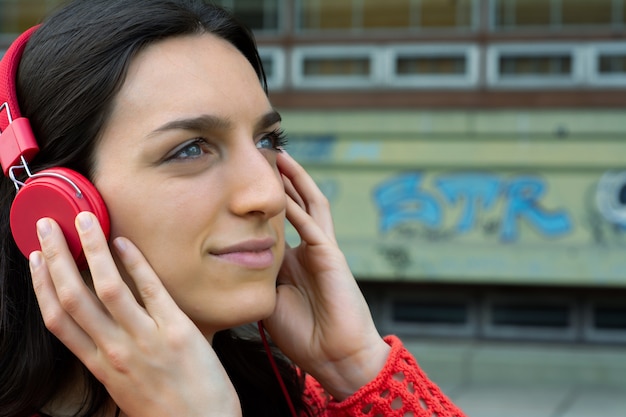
[2,0,626,345]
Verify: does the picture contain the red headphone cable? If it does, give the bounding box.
[257,321,298,417]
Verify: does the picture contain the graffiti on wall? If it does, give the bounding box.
[373,172,573,242]
[287,134,336,162]
[588,171,626,245]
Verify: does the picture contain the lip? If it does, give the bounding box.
[209,238,276,269]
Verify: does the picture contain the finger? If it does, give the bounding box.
[74,212,153,336]
[29,249,98,361]
[284,195,331,247]
[36,217,117,344]
[282,173,305,210]
[278,152,336,241]
[278,152,325,209]
[112,236,187,325]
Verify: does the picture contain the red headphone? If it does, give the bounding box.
[0,26,110,269]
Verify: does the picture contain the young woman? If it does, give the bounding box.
[0,1,467,416]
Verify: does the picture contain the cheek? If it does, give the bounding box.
[102,178,223,262]
[105,192,205,252]
[97,179,185,265]
[99,183,152,239]
[103,192,209,300]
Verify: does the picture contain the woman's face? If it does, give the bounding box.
[91,34,287,337]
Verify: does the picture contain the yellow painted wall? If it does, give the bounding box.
[281,109,626,286]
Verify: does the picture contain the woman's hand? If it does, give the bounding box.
[264,152,391,401]
[30,212,241,417]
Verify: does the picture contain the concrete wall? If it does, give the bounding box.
[281,109,626,286]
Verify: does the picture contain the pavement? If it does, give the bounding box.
[402,337,626,417]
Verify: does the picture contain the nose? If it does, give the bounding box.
[226,143,286,219]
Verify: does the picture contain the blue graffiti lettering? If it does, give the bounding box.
[287,134,336,162]
[501,176,572,241]
[373,173,441,232]
[374,172,573,241]
[435,174,501,233]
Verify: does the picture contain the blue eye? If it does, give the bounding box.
[167,138,209,161]
[257,128,288,152]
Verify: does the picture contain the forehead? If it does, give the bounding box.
[109,33,269,124]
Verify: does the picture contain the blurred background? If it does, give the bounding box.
[2,1,626,415]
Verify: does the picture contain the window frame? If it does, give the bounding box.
[385,44,480,89]
[583,298,626,343]
[291,45,384,89]
[486,43,585,89]
[381,290,479,338]
[588,42,626,87]
[482,293,579,342]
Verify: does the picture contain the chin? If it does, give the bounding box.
[200,286,278,333]
[236,288,278,325]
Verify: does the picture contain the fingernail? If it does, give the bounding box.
[113,237,127,253]
[29,251,43,268]
[76,212,93,232]
[36,218,52,238]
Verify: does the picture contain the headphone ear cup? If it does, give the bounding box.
[10,167,110,269]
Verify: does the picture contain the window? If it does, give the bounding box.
[299,0,353,30]
[589,43,626,87]
[487,44,584,88]
[482,294,578,341]
[304,57,371,77]
[362,0,411,29]
[492,0,617,30]
[419,0,474,29]
[297,0,477,32]
[363,283,626,344]
[562,0,613,26]
[593,306,626,330]
[493,0,552,28]
[583,299,626,343]
[387,44,479,89]
[383,291,478,338]
[500,55,572,77]
[292,46,382,89]
[599,55,626,74]
[491,304,570,328]
[216,0,281,32]
[393,301,468,325]
[397,56,466,75]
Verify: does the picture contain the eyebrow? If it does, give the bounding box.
[147,110,282,138]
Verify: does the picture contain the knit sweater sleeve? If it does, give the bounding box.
[302,335,466,417]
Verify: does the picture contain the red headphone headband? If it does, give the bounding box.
[0,26,41,176]
[0,24,110,268]
[0,25,39,128]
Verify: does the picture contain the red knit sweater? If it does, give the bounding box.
[303,335,466,417]
[31,336,465,417]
